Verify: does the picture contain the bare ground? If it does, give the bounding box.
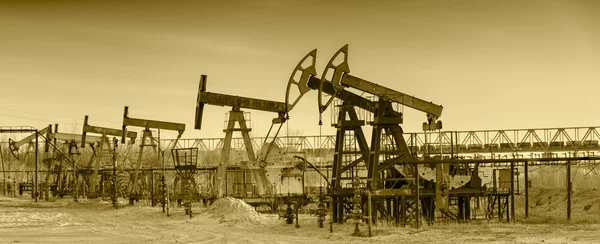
[1,192,600,244]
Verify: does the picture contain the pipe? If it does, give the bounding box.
[294,156,330,187]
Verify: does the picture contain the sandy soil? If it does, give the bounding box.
[1,192,600,244]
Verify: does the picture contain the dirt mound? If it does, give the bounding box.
[201,197,266,226]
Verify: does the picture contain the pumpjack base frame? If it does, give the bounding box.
[330,186,513,226]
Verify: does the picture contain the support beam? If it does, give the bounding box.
[217,110,270,198]
[401,156,600,165]
[82,115,137,147]
[198,92,287,114]
[329,195,333,233]
[35,130,39,202]
[367,191,372,237]
[195,74,289,131]
[567,160,572,221]
[10,126,51,148]
[341,74,443,118]
[119,106,185,204]
[510,162,515,222]
[308,76,381,115]
[123,118,185,135]
[81,115,137,198]
[0,126,37,133]
[414,164,420,228]
[121,106,185,144]
[52,133,102,143]
[394,194,399,226]
[7,125,51,160]
[339,156,365,173]
[525,161,529,218]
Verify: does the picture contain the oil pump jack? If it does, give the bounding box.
[48,126,105,200]
[8,126,51,161]
[285,47,417,225]
[81,115,137,200]
[121,106,185,205]
[285,45,469,226]
[195,75,306,199]
[6,126,51,199]
[8,124,105,200]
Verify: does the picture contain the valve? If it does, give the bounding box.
[284,203,295,224]
[349,176,365,236]
[316,201,326,228]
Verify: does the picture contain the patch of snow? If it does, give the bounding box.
[197,197,267,226]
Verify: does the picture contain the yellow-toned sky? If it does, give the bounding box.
[0,0,598,139]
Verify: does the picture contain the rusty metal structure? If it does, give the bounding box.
[172,147,199,217]
[195,74,307,208]
[121,106,185,205]
[3,125,86,200]
[182,45,600,228]
[265,45,447,226]
[195,75,286,199]
[185,45,451,226]
[49,126,104,201]
[1,126,43,201]
[81,115,137,204]
[1,125,89,201]
[1,109,186,209]
[0,44,599,235]
[164,127,600,158]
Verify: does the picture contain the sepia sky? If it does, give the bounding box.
[0,0,599,140]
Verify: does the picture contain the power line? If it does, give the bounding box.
[0,107,122,124]
[0,107,81,121]
[0,113,81,126]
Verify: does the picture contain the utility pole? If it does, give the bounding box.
[34,130,39,202]
[112,137,118,209]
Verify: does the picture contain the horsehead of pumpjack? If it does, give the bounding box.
[7,125,53,160]
[285,49,317,115]
[8,138,20,160]
[318,45,350,117]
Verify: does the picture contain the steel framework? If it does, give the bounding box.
[162,126,600,159]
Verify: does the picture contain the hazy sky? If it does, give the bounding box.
[0,0,598,140]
